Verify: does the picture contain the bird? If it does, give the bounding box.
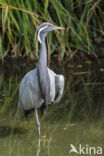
[17,22,65,138]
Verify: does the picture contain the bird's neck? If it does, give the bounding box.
[38,41,47,67]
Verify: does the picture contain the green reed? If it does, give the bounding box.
[0,0,104,61]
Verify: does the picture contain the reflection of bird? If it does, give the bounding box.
[17,22,65,138]
[69,144,79,153]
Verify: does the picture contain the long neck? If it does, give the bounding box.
[37,34,50,103]
[38,42,47,67]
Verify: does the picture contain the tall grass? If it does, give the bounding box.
[0,0,104,60]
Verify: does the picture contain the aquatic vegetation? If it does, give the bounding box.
[0,75,19,116]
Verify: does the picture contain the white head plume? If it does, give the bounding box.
[37,25,48,44]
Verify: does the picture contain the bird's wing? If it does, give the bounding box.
[54,75,64,103]
[19,69,43,110]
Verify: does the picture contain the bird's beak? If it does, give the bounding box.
[54,26,65,30]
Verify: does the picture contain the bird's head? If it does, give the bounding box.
[37,22,65,44]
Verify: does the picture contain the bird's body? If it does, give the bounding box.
[18,68,64,112]
[17,22,65,138]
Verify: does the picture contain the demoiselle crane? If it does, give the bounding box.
[17,22,65,138]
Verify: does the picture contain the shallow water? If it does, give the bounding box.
[0,59,104,156]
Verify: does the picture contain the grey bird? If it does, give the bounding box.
[17,22,65,138]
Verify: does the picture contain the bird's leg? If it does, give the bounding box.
[35,108,40,138]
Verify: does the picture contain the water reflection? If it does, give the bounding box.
[36,139,40,156]
[0,125,25,138]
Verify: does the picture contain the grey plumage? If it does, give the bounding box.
[17,22,65,138]
[37,43,50,109]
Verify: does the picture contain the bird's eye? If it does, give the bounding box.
[48,25,50,27]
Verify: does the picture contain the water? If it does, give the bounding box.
[0,59,104,156]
